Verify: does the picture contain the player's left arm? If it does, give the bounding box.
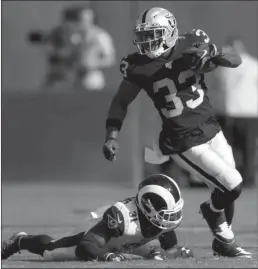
[76,206,126,262]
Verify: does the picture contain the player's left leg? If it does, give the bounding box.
[170,132,251,257]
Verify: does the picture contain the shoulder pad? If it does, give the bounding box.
[119,53,139,79]
[103,205,125,237]
[114,198,139,230]
[189,29,211,44]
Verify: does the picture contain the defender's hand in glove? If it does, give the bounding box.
[103,138,119,162]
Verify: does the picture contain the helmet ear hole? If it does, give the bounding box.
[142,193,167,212]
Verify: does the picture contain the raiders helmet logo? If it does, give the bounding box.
[107,214,118,229]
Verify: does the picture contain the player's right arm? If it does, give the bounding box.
[211,45,242,68]
[75,206,126,262]
[158,230,194,259]
[184,29,242,70]
[103,56,142,162]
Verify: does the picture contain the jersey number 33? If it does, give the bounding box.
[153,71,205,118]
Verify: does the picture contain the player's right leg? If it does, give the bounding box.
[1,231,85,261]
[1,232,53,260]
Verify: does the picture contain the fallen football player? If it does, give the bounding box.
[2,174,194,262]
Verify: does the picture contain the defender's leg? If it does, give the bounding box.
[1,232,53,259]
[2,232,84,261]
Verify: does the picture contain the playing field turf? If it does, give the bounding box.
[2,182,257,268]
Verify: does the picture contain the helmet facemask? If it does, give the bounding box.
[133,11,178,59]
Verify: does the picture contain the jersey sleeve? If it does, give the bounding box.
[159,230,178,250]
[102,205,125,238]
[189,29,211,45]
[78,205,125,261]
[119,55,144,89]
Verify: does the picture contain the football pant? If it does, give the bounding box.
[170,131,242,192]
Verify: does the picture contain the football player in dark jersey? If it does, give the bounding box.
[2,174,194,262]
[103,7,251,257]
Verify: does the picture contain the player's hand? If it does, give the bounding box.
[179,246,194,258]
[165,246,194,259]
[183,43,211,70]
[104,252,126,262]
[183,43,220,72]
[148,247,167,260]
[103,138,119,162]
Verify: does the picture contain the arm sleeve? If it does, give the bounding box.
[76,221,111,261]
[159,230,178,250]
[76,206,125,261]
[106,79,141,131]
[105,55,143,131]
[211,46,242,68]
[189,30,241,69]
[190,29,212,45]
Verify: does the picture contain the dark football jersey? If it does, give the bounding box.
[120,29,216,136]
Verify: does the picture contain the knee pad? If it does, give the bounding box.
[219,167,242,191]
[212,182,243,210]
[229,182,243,201]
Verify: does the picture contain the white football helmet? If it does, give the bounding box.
[136,174,184,230]
[133,7,178,59]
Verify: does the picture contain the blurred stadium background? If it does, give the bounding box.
[2,0,258,188]
[1,1,258,267]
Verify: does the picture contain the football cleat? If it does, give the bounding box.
[212,238,252,258]
[1,232,27,260]
[200,202,234,244]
